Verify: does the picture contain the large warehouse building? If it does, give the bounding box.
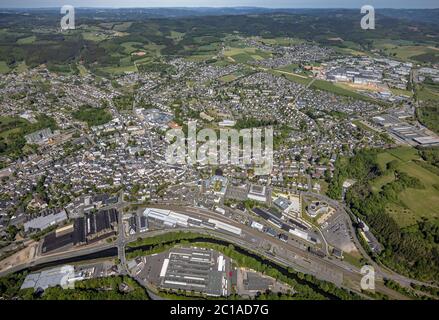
[157,247,231,296]
[143,208,242,236]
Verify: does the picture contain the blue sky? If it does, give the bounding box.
[0,0,438,8]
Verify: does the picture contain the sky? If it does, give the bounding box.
[0,0,438,9]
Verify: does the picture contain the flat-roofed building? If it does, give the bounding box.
[248,184,268,203]
[24,209,68,233]
[158,247,231,297]
[413,136,439,146]
[25,128,53,144]
[20,265,82,291]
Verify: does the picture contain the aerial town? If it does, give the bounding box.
[0,6,439,303]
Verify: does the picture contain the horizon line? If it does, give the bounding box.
[1,6,438,10]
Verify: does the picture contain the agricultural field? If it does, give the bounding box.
[417,86,439,101]
[112,22,133,32]
[185,54,215,62]
[82,32,109,42]
[193,42,222,56]
[372,39,417,51]
[257,37,304,46]
[121,42,144,54]
[100,64,137,75]
[372,147,439,227]
[329,40,368,56]
[223,47,272,63]
[143,43,165,56]
[380,44,439,63]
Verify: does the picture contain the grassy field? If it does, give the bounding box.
[257,37,304,46]
[418,86,439,101]
[336,47,367,56]
[372,147,439,226]
[385,202,416,227]
[77,64,89,76]
[372,39,416,50]
[223,47,271,63]
[16,35,36,44]
[112,22,133,32]
[370,171,395,192]
[219,74,238,83]
[417,81,439,102]
[389,87,413,97]
[0,61,10,74]
[417,104,439,134]
[330,40,368,56]
[371,39,439,63]
[342,251,364,268]
[376,151,398,170]
[276,64,300,73]
[270,70,312,86]
[388,147,420,162]
[311,79,379,103]
[385,45,439,63]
